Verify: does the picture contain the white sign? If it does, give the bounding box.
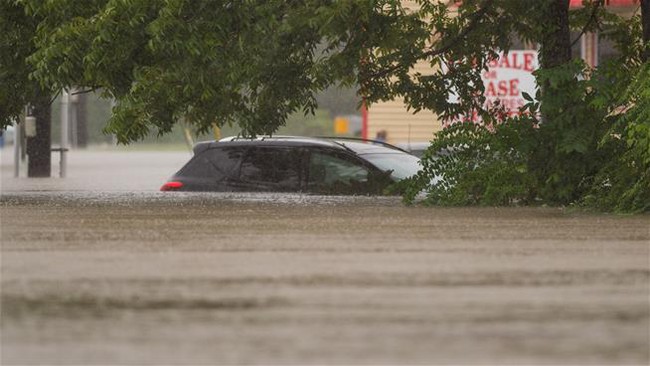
[482,50,538,116]
[443,50,539,125]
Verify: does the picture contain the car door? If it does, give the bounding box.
[233,146,307,192]
[306,148,391,195]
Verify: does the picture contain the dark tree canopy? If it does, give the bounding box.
[0,0,42,125]
[2,0,585,141]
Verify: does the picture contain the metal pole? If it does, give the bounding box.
[13,117,21,178]
[110,98,118,146]
[20,115,27,162]
[69,89,78,148]
[60,90,69,178]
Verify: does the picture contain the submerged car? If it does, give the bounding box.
[160,136,421,194]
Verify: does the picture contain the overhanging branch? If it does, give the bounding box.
[570,0,603,48]
[369,0,495,80]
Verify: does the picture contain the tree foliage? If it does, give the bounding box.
[0,0,43,124]
[9,0,539,141]
[16,0,388,141]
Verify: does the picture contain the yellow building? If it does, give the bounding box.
[364,63,441,144]
[364,0,443,144]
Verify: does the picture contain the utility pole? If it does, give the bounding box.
[59,90,70,178]
[69,90,78,148]
[13,116,22,177]
[76,92,88,148]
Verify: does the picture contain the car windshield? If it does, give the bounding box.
[361,152,421,180]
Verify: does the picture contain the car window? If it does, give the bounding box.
[361,152,421,180]
[239,147,303,190]
[179,147,242,180]
[308,151,372,193]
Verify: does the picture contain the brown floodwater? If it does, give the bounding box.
[1,149,649,365]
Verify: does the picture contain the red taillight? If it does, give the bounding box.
[160,181,184,191]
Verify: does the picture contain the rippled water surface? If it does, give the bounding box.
[1,149,649,365]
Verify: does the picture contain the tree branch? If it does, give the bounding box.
[369,0,495,80]
[47,89,62,106]
[642,0,650,62]
[570,0,603,48]
[71,88,98,96]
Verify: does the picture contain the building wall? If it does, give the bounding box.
[366,0,446,144]
[367,97,440,143]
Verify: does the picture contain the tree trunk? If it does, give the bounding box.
[533,0,584,204]
[539,0,571,124]
[26,87,51,177]
[642,0,650,62]
[539,0,571,69]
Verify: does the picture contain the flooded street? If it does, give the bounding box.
[1,148,649,364]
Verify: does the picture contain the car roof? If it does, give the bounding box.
[333,140,405,155]
[192,136,408,156]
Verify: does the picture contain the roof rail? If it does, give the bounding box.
[217,135,411,154]
[220,135,311,142]
[316,136,410,153]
